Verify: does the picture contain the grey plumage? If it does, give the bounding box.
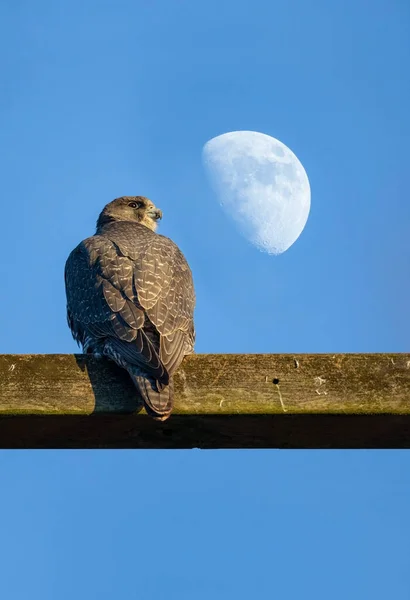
[64,196,195,420]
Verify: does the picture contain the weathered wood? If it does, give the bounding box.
[0,353,409,448]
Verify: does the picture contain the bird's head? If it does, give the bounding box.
[96,196,163,232]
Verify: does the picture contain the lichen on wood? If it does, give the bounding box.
[0,353,409,448]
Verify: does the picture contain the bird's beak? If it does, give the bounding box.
[147,208,162,220]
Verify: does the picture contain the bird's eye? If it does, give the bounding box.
[128,201,141,209]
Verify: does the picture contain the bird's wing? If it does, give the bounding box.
[64,234,167,383]
[106,226,196,376]
[143,235,195,375]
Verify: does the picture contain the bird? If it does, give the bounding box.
[64,196,196,421]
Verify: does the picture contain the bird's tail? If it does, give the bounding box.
[128,371,174,421]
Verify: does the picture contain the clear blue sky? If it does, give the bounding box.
[1,0,409,598]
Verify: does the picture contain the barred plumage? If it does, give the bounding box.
[64,196,195,420]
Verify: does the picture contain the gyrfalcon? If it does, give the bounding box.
[65,196,195,420]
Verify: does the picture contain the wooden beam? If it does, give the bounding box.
[0,353,409,449]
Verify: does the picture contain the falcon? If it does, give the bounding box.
[64,196,195,420]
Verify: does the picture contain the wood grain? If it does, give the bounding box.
[0,353,409,448]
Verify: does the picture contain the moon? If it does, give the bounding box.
[202,131,311,255]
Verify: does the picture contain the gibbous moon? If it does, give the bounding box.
[202,131,311,255]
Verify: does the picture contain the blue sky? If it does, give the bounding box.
[1,0,409,598]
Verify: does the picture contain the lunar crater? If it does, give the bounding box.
[202,130,311,255]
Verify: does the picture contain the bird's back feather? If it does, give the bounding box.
[65,219,195,420]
